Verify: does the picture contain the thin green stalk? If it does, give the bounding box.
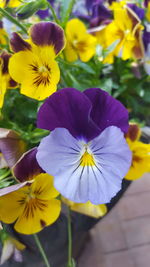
[47,2,60,24]
[0,169,11,181]
[62,0,76,27]
[33,234,51,267]
[0,8,27,34]
[67,207,75,267]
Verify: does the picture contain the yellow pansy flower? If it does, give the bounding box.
[64,18,97,62]
[96,3,143,63]
[0,173,61,234]
[9,22,65,101]
[62,197,107,218]
[125,124,150,180]
[0,0,21,8]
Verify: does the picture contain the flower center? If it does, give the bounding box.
[80,150,95,166]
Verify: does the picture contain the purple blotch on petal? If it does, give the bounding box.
[37,88,100,142]
[0,51,11,74]
[30,22,65,55]
[10,32,31,53]
[13,148,44,182]
[84,88,129,134]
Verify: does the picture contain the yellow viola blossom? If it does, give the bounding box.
[9,22,65,101]
[96,3,143,63]
[62,197,107,218]
[125,124,150,180]
[64,18,97,62]
[0,173,61,234]
[0,0,21,8]
[0,52,17,108]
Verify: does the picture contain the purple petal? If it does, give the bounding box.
[90,3,111,27]
[37,88,100,142]
[10,33,31,53]
[0,129,25,168]
[0,182,30,197]
[143,28,150,51]
[13,148,43,182]
[84,88,129,134]
[29,22,65,55]
[127,4,145,20]
[37,9,49,19]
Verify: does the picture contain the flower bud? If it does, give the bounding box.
[17,0,48,20]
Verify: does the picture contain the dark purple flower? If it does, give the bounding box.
[36,88,132,204]
[128,4,145,20]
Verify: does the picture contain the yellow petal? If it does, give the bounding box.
[71,201,107,218]
[66,18,87,41]
[0,190,25,223]
[14,199,61,234]
[31,173,59,200]
[64,41,78,62]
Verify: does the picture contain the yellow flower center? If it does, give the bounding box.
[80,151,95,166]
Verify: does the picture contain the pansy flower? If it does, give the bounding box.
[95,2,144,63]
[0,52,17,108]
[9,22,65,101]
[125,124,150,180]
[36,88,132,204]
[0,148,61,234]
[64,18,97,62]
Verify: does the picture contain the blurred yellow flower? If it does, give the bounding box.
[96,3,143,63]
[0,173,61,234]
[0,0,21,8]
[64,18,97,62]
[62,197,107,218]
[125,124,150,180]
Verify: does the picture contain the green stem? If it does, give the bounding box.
[67,207,72,267]
[0,8,27,34]
[47,2,60,24]
[0,169,11,181]
[33,234,51,267]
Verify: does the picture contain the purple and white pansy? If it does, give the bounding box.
[36,88,132,204]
